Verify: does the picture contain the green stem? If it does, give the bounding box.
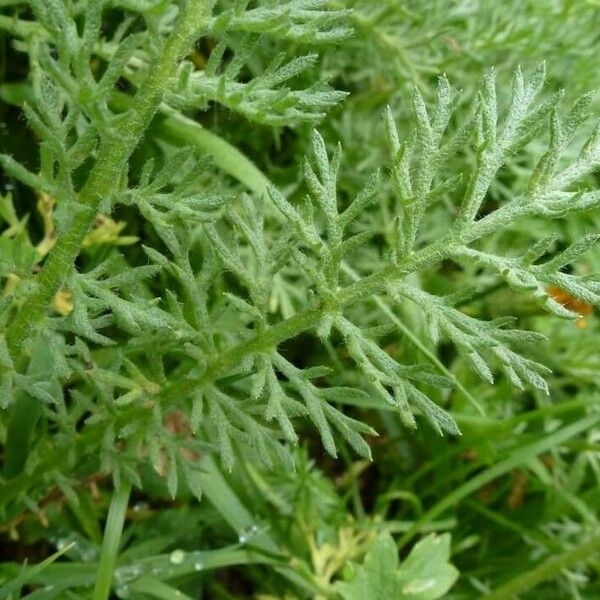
[5,205,95,358]
[92,482,131,600]
[483,532,600,600]
[165,236,458,397]
[5,0,210,359]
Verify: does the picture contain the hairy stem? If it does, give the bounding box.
[164,235,460,400]
[5,0,210,359]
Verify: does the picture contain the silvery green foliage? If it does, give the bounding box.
[169,51,347,126]
[0,0,350,500]
[1,0,600,502]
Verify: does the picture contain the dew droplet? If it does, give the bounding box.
[133,501,149,513]
[238,524,262,544]
[56,539,68,551]
[170,549,186,564]
[115,564,142,585]
[81,547,98,562]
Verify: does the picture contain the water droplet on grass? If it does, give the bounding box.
[170,549,186,564]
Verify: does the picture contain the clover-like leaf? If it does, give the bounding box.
[335,532,458,600]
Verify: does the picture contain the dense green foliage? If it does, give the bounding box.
[1,1,600,598]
